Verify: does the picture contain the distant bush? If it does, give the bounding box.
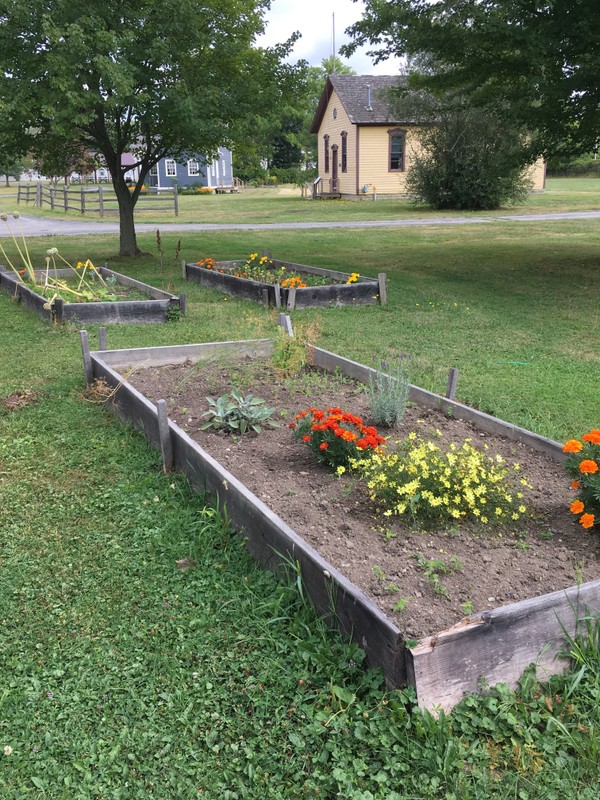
[178,183,213,195]
[546,155,600,177]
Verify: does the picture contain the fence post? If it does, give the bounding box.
[173,187,179,217]
[50,185,55,211]
[80,186,85,214]
[98,186,104,217]
[36,182,42,207]
[63,186,68,212]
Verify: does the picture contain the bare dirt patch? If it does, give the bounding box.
[129,358,600,640]
[0,389,43,413]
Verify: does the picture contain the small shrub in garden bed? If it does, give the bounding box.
[290,407,386,469]
[564,430,600,529]
[366,357,412,427]
[201,390,279,434]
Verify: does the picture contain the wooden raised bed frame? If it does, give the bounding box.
[183,257,387,309]
[80,333,600,713]
[0,265,185,325]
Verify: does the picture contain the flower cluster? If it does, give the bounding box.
[354,433,529,525]
[563,430,600,529]
[346,272,360,284]
[196,258,217,269]
[194,253,341,287]
[281,275,307,289]
[290,407,386,470]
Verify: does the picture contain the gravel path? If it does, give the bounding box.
[1,210,599,238]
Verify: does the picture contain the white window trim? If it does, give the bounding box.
[187,159,200,177]
[165,159,177,178]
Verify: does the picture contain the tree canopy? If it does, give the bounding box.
[0,0,298,254]
[343,0,600,156]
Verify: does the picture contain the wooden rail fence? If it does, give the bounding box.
[17,182,178,216]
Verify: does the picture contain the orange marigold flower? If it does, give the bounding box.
[302,435,311,442]
[571,480,580,490]
[570,499,585,515]
[356,438,369,450]
[341,430,357,442]
[580,513,595,529]
[288,422,296,429]
[582,431,600,444]
[319,442,329,450]
[579,459,599,474]
[563,439,583,453]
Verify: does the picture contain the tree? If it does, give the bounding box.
[0,1,296,255]
[0,154,23,186]
[343,0,600,156]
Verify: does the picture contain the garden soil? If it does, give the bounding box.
[129,358,600,641]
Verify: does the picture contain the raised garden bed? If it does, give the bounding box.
[80,334,600,712]
[0,265,185,325]
[183,257,387,309]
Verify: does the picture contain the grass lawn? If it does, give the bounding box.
[0,206,598,797]
[2,176,600,226]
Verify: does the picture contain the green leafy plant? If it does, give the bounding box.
[200,390,279,434]
[461,599,474,615]
[354,431,530,525]
[563,430,600,529]
[291,406,386,470]
[366,357,411,427]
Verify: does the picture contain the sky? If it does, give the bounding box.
[257,0,404,76]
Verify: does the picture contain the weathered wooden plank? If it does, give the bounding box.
[309,346,565,460]
[95,339,274,370]
[406,580,600,713]
[99,267,175,300]
[285,282,380,309]
[63,299,171,324]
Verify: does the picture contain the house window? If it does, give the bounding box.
[324,135,330,173]
[341,131,348,173]
[389,129,406,172]
[187,159,200,176]
[165,159,177,177]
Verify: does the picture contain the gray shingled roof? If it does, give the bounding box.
[310,75,410,132]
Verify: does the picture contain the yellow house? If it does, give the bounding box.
[310,74,546,199]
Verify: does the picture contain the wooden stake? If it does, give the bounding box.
[278,313,294,337]
[80,330,93,385]
[98,327,107,351]
[156,399,173,474]
[287,286,297,311]
[446,368,459,400]
[378,272,388,305]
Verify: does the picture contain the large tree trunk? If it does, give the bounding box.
[113,178,141,256]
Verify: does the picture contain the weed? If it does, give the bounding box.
[415,553,463,598]
[461,599,475,615]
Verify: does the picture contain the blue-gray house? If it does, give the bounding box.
[125,148,234,190]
